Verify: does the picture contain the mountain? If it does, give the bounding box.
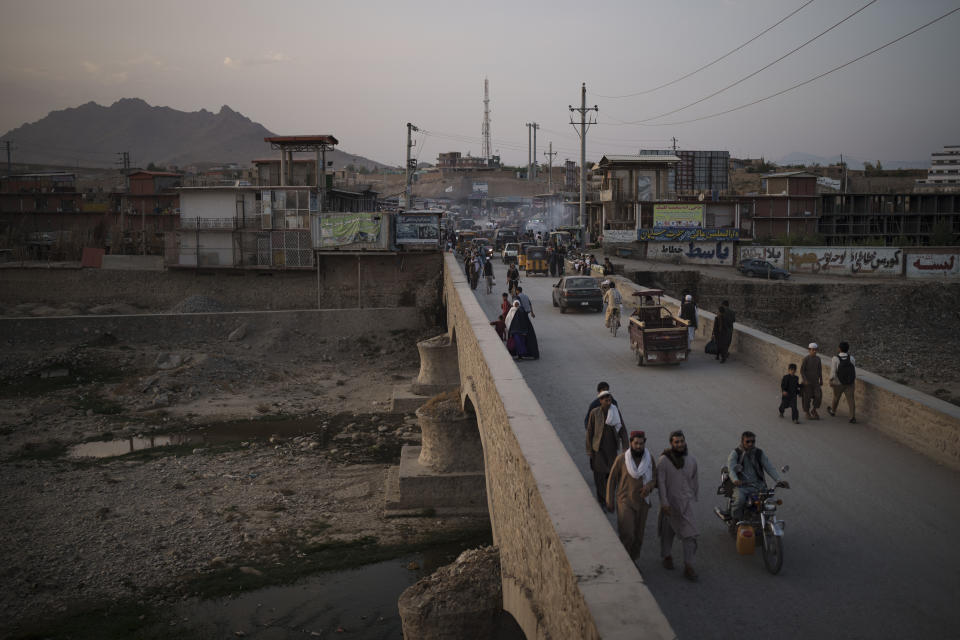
[1,98,389,171]
[775,152,927,171]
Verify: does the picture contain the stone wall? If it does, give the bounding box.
[2,307,427,348]
[442,253,675,640]
[0,253,442,314]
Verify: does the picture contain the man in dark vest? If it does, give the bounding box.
[725,431,788,521]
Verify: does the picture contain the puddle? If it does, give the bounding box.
[168,549,525,639]
[67,414,388,459]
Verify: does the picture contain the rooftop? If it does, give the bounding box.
[762,171,819,179]
[597,155,681,165]
[264,135,339,146]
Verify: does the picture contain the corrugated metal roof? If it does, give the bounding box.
[265,135,339,145]
[762,171,818,179]
[599,155,681,164]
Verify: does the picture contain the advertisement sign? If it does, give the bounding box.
[603,229,636,244]
[639,227,738,242]
[738,245,786,268]
[472,181,489,194]
[653,203,703,228]
[905,253,959,278]
[647,241,733,265]
[787,247,902,276]
[396,214,440,245]
[314,213,382,248]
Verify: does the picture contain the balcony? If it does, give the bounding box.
[600,178,620,202]
[178,217,238,230]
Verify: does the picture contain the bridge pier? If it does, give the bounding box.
[411,334,460,396]
[385,390,488,516]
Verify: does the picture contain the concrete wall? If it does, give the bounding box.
[602,275,960,471]
[2,306,427,347]
[442,253,674,640]
[0,253,442,314]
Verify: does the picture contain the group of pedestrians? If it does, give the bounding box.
[486,261,540,360]
[463,248,495,294]
[584,382,701,581]
[779,341,857,424]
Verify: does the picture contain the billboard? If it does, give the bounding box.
[313,213,384,249]
[647,241,733,265]
[472,181,489,194]
[906,253,959,278]
[396,214,440,246]
[653,203,703,228]
[787,247,902,276]
[639,227,738,242]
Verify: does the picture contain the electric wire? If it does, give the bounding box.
[591,0,815,99]
[604,5,960,128]
[615,0,878,124]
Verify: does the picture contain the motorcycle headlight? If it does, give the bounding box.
[763,499,778,510]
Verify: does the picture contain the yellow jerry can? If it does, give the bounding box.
[736,525,756,555]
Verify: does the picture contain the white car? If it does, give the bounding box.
[502,242,521,264]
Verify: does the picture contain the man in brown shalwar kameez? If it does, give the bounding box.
[657,430,700,581]
[606,430,656,564]
[586,391,629,512]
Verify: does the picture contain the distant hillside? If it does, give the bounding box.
[776,151,927,171]
[1,98,389,171]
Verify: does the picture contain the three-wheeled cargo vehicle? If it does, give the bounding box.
[628,288,690,366]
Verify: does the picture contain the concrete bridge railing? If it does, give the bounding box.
[602,275,960,472]
[441,253,675,640]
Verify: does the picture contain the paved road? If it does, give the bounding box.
[463,255,960,639]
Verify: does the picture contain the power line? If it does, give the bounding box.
[592,0,815,99]
[615,0,878,124]
[605,6,960,128]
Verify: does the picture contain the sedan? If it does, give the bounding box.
[552,276,603,313]
[738,258,791,280]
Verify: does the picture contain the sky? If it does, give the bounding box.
[1,0,958,167]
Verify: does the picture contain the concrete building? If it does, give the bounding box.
[819,191,960,245]
[915,145,960,193]
[595,154,680,236]
[437,152,500,173]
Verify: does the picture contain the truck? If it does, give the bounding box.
[628,288,690,366]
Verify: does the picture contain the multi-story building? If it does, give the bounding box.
[595,154,680,236]
[915,145,960,193]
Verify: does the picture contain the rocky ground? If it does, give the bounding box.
[0,313,488,639]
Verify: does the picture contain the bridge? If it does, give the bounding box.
[414,252,960,639]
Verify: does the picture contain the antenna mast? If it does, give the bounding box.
[482,77,492,161]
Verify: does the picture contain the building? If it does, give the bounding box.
[915,145,960,193]
[252,158,377,212]
[437,152,501,173]
[595,154,680,236]
[743,172,820,240]
[818,192,960,245]
[640,149,730,195]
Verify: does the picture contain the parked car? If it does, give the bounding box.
[552,276,603,313]
[738,258,791,280]
[502,242,521,264]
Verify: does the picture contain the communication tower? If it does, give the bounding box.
[482,78,492,161]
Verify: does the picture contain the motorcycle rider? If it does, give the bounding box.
[725,431,789,522]
[506,262,520,296]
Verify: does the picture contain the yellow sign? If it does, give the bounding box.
[653,204,703,228]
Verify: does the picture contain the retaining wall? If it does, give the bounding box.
[2,307,427,348]
[443,253,674,640]
[0,253,442,312]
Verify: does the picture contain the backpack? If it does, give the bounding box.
[836,354,856,385]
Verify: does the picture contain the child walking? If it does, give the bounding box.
[779,363,801,424]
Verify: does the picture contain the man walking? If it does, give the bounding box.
[606,431,656,564]
[800,342,823,420]
[483,257,494,294]
[583,381,621,430]
[586,391,629,511]
[515,286,535,319]
[680,294,698,348]
[657,430,700,581]
[826,341,857,423]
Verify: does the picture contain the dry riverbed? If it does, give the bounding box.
[0,322,489,639]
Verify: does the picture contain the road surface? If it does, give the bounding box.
[463,254,960,639]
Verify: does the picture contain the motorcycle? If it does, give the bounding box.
[714,464,790,575]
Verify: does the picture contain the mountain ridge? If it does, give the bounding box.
[1,99,390,171]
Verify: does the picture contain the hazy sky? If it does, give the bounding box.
[1,0,958,166]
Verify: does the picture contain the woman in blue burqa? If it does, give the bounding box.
[504,300,540,360]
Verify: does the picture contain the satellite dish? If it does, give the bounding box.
[698,192,705,202]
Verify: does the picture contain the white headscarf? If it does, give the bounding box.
[605,403,624,433]
[504,300,520,330]
[625,447,653,504]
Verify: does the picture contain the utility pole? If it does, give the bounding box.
[116,151,131,250]
[526,123,533,181]
[532,122,539,180]
[544,142,557,193]
[671,137,678,152]
[569,83,597,244]
[2,140,11,174]
[405,123,418,210]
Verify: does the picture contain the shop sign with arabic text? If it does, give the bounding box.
[639,227,739,242]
